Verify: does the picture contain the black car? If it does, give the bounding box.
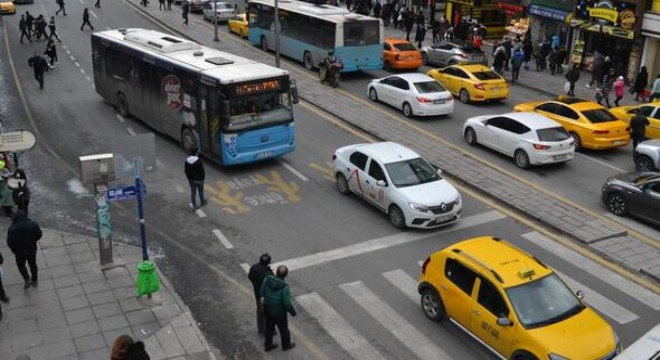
[601,172,660,226]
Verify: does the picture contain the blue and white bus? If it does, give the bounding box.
[247,0,383,72]
[92,28,297,165]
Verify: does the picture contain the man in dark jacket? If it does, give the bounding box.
[249,253,274,335]
[19,15,32,44]
[565,64,580,96]
[184,147,206,210]
[260,265,296,351]
[7,211,42,289]
[0,249,9,304]
[630,113,650,150]
[28,52,49,90]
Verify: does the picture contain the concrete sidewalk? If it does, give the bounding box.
[0,220,220,360]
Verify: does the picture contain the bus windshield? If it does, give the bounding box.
[227,91,292,132]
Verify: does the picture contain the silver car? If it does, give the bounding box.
[203,1,236,22]
[634,139,660,172]
[421,41,487,67]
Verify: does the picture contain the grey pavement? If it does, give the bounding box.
[0,218,221,360]
[116,1,659,284]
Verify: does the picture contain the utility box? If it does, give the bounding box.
[79,153,115,185]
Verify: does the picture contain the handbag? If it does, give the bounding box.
[564,81,570,93]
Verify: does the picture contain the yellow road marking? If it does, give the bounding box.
[309,163,334,181]
[254,170,301,203]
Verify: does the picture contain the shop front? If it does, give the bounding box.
[641,3,660,82]
[527,0,573,48]
[445,0,509,39]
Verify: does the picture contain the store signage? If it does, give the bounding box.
[579,22,634,39]
[528,4,570,21]
[619,9,635,29]
[588,7,618,23]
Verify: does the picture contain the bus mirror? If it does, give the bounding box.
[290,79,300,104]
[221,100,230,117]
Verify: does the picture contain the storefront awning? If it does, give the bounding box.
[573,20,634,40]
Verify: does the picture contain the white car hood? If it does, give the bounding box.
[397,179,458,205]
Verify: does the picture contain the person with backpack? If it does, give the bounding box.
[510,48,523,83]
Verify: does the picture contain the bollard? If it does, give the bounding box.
[136,260,159,298]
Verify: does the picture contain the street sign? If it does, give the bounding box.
[0,129,37,152]
[106,181,146,202]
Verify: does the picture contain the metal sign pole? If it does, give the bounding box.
[213,2,219,41]
[275,0,280,67]
[133,158,148,261]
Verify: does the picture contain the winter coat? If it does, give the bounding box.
[565,67,580,83]
[522,40,533,62]
[260,275,296,318]
[493,50,506,71]
[7,212,42,257]
[630,114,650,138]
[614,78,625,97]
[415,25,426,43]
[511,51,523,69]
[184,155,205,181]
[0,179,13,207]
[248,262,273,297]
[602,73,615,92]
[634,70,648,93]
[12,185,30,211]
[123,341,150,360]
[28,55,49,76]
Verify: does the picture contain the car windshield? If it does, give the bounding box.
[506,273,585,329]
[472,71,500,80]
[582,109,618,123]
[216,3,232,8]
[394,42,417,51]
[537,127,570,142]
[384,157,440,188]
[414,81,446,93]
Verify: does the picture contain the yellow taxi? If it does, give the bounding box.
[228,13,248,38]
[610,102,660,139]
[382,38,423,71]
[419,236,621,360]
[426,64,509,103]
[514,97,630,150]
[0,0,16,15]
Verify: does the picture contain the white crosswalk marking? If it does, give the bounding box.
[554,270,639,324]
[296,292,385,360]
[382,269,418,304]
[340,281,453,360]
[521,231,660,310]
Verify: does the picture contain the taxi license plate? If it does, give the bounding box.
[491,87,500,91]
[553,155,568,161]
[612,140,625,145]
[433,99,445,104]
[256,151,273,159]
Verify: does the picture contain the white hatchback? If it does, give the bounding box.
[332,142,462,229]
[462,112,575,169]
[367,73,454,118]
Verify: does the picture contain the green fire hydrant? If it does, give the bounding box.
[136,260,160,297]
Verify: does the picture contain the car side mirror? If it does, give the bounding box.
[496,317,512,327]
[290,79,299,104]
[376,180,387,187]
[576,290,584,300]
[436,168,443,176]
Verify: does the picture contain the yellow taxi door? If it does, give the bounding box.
[440,258,478,328]
[469,277,517,358]
[648,107,660,139]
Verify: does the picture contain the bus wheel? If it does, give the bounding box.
[260,36,269,52]
[117,93,129,117]
[181,127,197,152]
[303,52,314,70]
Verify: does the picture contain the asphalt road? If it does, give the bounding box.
[1,2,659,359]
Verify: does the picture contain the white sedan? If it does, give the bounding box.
[203,1,236,22]
[462,112,575,169]
[367,73,454,118]
[332,142,462,229]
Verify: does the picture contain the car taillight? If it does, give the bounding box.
[421,257,430,274]
[533,144,551,150]
[474,83,485,90]
[593,129,610,135]
[416,96,432,103]
[625,127,630,132]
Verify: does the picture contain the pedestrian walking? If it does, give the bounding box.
[28,52,48,90]
[565,63,580,96]
[588,51,604,88]
[0,167,14,218]
[25,12,34,37]
[0,249,9,323]
[650,75,660,102]
[45,39,58,67]
[550,33,560,50]
[111,335,134,360]
[548,47,558,75]
[80,8,94,30]
[404,11,414,41]
[522,36,532,70]
[48,17,62,42]
[261,265,297,352]
[167,0,173,10]
[159,0,165,10]
[630,112,650,150]
[510,48,523,83]
[555,47,567,75]
[614,76,625,107]
[19,15,32,44]
[10,169,30,217]
[414,14,426,48]
[249,253,274,335]
[184,147,206,210]
[141,0,148,6]
[633,66,649,101]
[34,15,48,40]
[372,1,381,19]
[7,210,42,289]
[502,36,512,71]
[492,45,506,75]
[182,2,190,26]
[55,0,66,16]
[599,68,615,108]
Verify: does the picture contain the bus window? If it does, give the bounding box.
[344,20,380,46]
[226,91,292,132]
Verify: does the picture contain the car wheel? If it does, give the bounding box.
[606,192,628,216]
[180,127,197,153]
[570,132,582,151]
[336,173,350,195]
[388,205,406,229]
[383,61,392,72]
[303,51,314,70]
[260,36,268,52]
[368,88,378,102]
[464,128,477,145]
[420,288,445,322]
[459,89,470,104]
[513,352,539,360]
[635,155,656,172]
[514,150,530,169]
[421,52,429,65]
[402,102,413,118]
[116,93,129,117]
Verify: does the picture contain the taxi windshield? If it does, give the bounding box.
[505,273,585,329]
[384,157,440,188]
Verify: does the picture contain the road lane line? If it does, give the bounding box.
[340,281,452,360]
[575,153,626,173]
[80,68,86,74]
[85,75,91,82]
[195,208,206,217]
[116,114,125,123]
[65,49,71,54]
[126,127,136,136]
[70,56,76,61]
[522,232,660,310]
[296,292,386,360]
[212,229,233,249]
[277,159,309,182]
[90,11,98,18]
[273,210,505,272]
[554,270,639,324]
[382,269,418,304]
[240,263,250,273]
[174,184,185,193]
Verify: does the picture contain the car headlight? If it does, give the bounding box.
[455,194,462,206]
[548,354,569,360]
[409,203,430,212]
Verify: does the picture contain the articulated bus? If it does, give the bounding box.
[91,28,298,165]
[247,0,383,72]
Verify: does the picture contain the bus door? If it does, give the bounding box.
[198,84,222,162]
[128,60,149,121]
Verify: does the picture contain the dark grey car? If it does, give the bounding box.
[420,41,487,67]
[601,172,660,227]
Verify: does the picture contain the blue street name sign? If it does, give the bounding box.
[106,181,147,202]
